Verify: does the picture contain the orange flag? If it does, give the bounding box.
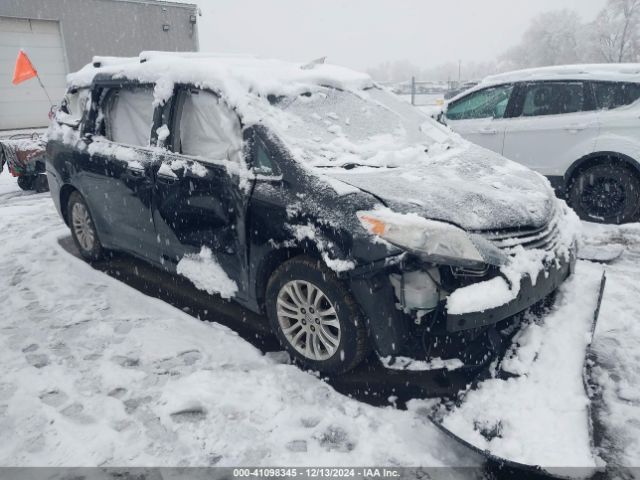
[12,50,38,85]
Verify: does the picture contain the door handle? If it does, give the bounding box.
[126,167,145,177]
[478,128,497,135]
[156,173,177,184]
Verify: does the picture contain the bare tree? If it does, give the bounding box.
[501,10,583,70]
[589,0,640,62]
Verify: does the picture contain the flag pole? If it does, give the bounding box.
[35,73,53,107]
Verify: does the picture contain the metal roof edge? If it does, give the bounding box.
[97,0,198,11]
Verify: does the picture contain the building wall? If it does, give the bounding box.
[0,0,199,72]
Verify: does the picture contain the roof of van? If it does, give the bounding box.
[482,63,640,86]
[67,52,373,124]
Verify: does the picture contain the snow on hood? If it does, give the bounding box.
[324,143,555,231]
[267,86,555,231]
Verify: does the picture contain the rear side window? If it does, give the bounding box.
[175,89,241,162]
[105,86,154,147]
[446,84,513,120]
[520,82,585,117]
[592,81,640,110]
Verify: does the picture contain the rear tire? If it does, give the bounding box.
[265,256,369,375]
[33,174,49,193]
[67,191,104,261]
[568,162,640,224]
[16,175,34,191]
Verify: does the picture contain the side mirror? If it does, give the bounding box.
[54,109,81,129]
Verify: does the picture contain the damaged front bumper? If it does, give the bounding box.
[350,244,577,361]
[447,251,576,332]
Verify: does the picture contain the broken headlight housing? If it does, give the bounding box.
[357,210,507,269]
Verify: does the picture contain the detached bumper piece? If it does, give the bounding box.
[447,254,576,333]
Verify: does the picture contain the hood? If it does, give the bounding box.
[322,143,556,232]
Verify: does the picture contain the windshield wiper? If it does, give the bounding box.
[315,163,396,170]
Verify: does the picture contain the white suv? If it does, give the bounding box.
[443,64,640,224]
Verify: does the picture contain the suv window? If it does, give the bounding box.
[592,81,640,110]
[446,84,513,120]
[520,82,585,117]
[105,86,154,147]
[175,88,241,162]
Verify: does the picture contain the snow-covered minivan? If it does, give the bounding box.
[444,64,640,224]
[47,52,579,374]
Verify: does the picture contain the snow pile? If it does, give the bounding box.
[177,247,238,299]
[435,261,605,469]
[580,222,640,468]
[288,223,355,273]
[380,356,464,372]
[68,54,373,126]
[446,277,514,315]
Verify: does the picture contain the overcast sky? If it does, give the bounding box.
[187,0,605,71]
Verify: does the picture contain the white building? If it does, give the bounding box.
[0,0,199,129]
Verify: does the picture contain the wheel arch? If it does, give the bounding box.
[565,151,640,187]
[59,184,79,226]
[254,244,323,314]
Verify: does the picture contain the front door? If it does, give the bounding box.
[502,81,600,176]
[445,83,514,154]
[152,87,251,300]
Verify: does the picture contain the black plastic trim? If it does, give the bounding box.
[446,251,576,332]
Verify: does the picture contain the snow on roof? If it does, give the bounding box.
[68,52,374,124]
[481,63,640,86]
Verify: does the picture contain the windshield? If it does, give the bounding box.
[274,86,454,167]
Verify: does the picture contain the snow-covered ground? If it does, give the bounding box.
[0,170,477,468]
[1,168,639,471]
[582,222,640,469]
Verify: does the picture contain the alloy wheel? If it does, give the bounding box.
[71,202,95,252]
[580,176,626,219]
[276,280,341,361]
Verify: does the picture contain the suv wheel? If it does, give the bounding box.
[68,191,104,261]
[265,256,369,375]
[568,162,640,224]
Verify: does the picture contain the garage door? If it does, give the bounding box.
[0,16,68,130]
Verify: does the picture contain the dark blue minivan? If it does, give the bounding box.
[46,53,577,374]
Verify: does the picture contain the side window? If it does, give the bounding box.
[593,81,640,110]
[254,139,277,175]
[446,84,513,120]
[520,82,585,117]
[175,88,241,162]
[105,86,154,147]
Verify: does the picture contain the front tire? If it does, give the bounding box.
[67,191,104,261]
[568,162,640,224]
[265,256,369,375]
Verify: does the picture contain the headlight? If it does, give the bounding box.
[357,209,507,268]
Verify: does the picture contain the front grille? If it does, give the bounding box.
[477,210,561,252]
